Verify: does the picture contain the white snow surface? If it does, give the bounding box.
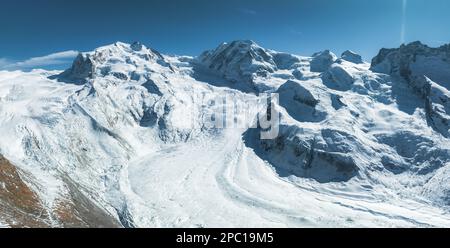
[0,220,8,228]
[0,41,449,227]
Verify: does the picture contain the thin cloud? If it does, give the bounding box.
[0,58,11,68]
[238,8,257,15]
[0,50,79,71]
[288,28,303,36]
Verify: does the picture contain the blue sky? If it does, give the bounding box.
[1,0,449,70]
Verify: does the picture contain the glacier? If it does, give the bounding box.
[0,40,449,227]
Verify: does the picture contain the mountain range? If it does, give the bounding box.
[0,40,449,227]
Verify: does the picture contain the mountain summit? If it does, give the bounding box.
[197,40,302,91]
[58,41,172,83]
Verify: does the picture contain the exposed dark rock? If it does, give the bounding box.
[276,80,326,122]
[341,50,363,64]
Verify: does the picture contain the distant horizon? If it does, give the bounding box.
[1,0,449,70]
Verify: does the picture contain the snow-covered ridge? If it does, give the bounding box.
[57,41,173,84]
[371,41,450,90]
[1,40,450,227]
[196,40,304,91]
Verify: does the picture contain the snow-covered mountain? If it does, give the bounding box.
[0,40,449,227]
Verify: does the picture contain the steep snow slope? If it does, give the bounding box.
[0,40,449,227]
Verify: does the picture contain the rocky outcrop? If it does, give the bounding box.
[271,52,301,70]
[292,68,304,80]
[341,50,363,64]
[371,42,450,137]
[276,80,326,122]
[322,63,355,89]
[310,50,337,72]
[244,126,360,183]
[412,76,450,137]
[423,164,450,206]
[371,41,450,90]
[58,53,96,84]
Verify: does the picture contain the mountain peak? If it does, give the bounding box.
[130,41,144,51]
[56,41,170,84]
[341,50,363,64]
[200,39,268,60]
[197,40,277,86]
[400,40,427,49]
[227,39,259,46]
